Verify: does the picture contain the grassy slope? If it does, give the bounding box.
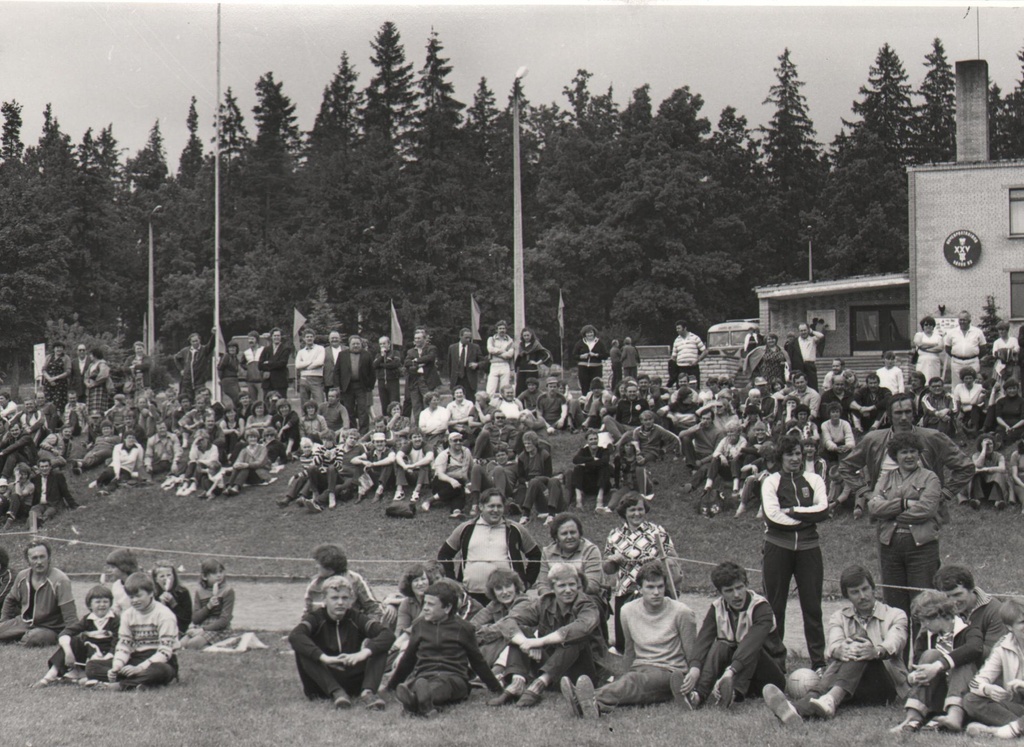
[6,432,1023,599]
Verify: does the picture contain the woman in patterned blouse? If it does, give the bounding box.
[602,492,677,653]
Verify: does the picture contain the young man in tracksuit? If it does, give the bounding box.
[289,575,394,710]
[760,434,830,672]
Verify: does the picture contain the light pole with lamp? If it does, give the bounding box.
[147,205,163,353]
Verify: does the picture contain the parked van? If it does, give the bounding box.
[706,319,759,357]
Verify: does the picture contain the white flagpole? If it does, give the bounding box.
[512,67,528,341]
[212,4,222,402]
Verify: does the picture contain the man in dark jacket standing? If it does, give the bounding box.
[448,328,483,401]
[288,575,393,709]
[405,328,442,422]
[173,329,216,403]
[333,336,375,431]
[259,327,291,403]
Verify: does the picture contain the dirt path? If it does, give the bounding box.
[70,579,842,658]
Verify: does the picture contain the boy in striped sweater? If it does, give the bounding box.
[87,572,178,689]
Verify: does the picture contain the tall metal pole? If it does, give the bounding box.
[212,4,222,402]
[807,225,813,282]
[147,205,162,354]
[512,68,528,340]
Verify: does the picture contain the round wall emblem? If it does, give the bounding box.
[943,229,981,269]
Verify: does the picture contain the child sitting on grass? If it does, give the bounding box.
[87,572,179,690]
[182,559,234,650]
[34,585,119,687]
[387,581,505,717]
[152,561,192,638]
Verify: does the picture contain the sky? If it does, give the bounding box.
[2,1,1023,164]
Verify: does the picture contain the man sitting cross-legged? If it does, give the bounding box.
[964,599,1024,739]
[763,564,908,727]
[682,561,787,709]
[288,575,393,710]
[488,563,609,709]
[560,560,698,718]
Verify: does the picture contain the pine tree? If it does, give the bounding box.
[990,83,1013,160]
[847,43,915,163]
[126,120,168,192]
[309,52,363,156]
[216,87,250,167]
[362,21,416,146]
[914,38,955,164]
[252,72,300,161]
[1,100,24,162]
[1003,44,1024,159]
[464,77,498,162]
[761,49,821,190]
[178,96,204,185]
[414,29,464,155]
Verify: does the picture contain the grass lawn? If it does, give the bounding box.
[0,643,976,747]
[0,430,1019,745]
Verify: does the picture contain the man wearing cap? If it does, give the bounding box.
[945,312,986,386]
[474,411,523,460]
[535,377,569,432]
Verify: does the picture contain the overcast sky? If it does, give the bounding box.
[2,2,1023,164]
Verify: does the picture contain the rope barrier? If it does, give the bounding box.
[5,529,1022,598]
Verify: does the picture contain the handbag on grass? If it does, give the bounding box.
[385,501,416,519]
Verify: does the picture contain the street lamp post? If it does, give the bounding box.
[148,205,163,353]
[807,225,813,283]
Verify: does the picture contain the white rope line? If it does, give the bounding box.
[6,531,1022,598]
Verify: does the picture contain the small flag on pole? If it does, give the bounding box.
[212,323,227,403]
[470,294,482,341]
[390,299,404,347]
[293,308,307,349]
[557,290,565,339]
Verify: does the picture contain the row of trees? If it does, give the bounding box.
[3,23,1024,380]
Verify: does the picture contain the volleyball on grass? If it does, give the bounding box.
[786,668,820,699]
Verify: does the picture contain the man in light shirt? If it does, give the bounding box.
[670,321,708,388]
[797,323,825,392]
[945,311,986,385]
[241,331,265,403]
[294,329,326,407]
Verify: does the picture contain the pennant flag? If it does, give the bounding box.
[293,308,307,349]
[470,294,482,341]
[390,299,404,347]
[557,289,565,339]
[211,323,227,402]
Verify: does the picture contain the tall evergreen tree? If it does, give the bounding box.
[126,120,168,192]
[1,101,24,162]
[990,83,1014,160]
[847,43,915,163]
[362,21,416,146]
[761,49,821,190]
[178,96,204,185]
[914,38,955,164]
[1003,44,1024,159]
[309,52,363,156]
[414,29,464,155]
[216,87,250,168]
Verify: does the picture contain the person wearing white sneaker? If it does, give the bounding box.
[437,489,541,607]
[567,430,612,511]
[562,562,697,718]
[690,562,787,709]
[394,431,434,503]
[430,431,475,517]
[515,432,563,525]
[789,565,909,721]
[964,599,1024,731]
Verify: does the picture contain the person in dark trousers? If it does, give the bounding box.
[388,581,505,717]
[288,575,393,710]
[760,434,829,671]
[258,327,292,403]
[447,328,483,401]
[682,561,787,709]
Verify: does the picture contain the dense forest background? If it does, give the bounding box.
[2,23,1024,378]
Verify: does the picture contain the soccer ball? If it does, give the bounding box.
[786,668,820,699]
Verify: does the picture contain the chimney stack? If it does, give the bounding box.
[956,59,989,163]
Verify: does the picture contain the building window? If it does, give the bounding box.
[1013,273,1024,317]
[1012,189,1024,236]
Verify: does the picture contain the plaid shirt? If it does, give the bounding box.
[604,521,676,598]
